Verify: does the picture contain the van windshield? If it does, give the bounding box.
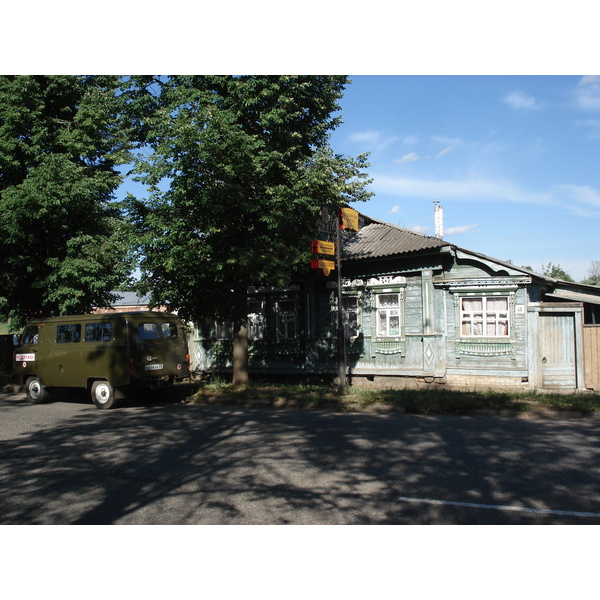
[22,326,39,344]
[137,322,178,340]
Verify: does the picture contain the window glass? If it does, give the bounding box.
[216,321,233,339]
[276,299,297,340]
[22,326,39,344]
[161,322,178,339]
[56,324,81,343]
[85,322,112,342]
[138,323,159,340]
[461,296,509,337]
[376,293,400,337]
[342,296,359,338]
[248,300,265,340]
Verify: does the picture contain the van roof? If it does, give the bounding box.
[25,311,181,325]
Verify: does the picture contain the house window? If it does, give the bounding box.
[276,299,297,340]
[215,321,234,340]
[376,293,401,337]
[248,300,265,340]
[460,296,509,337]
[342,295,359,338]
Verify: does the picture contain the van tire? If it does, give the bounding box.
[91,380,118,410]
[25,376,49,404]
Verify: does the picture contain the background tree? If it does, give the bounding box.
[582,260,600,285]
[0,75,135,327]
[123,75,372,384]
[541,262,574,282]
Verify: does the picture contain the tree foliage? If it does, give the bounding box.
[582,260,600,285]
[122,75,372,383]
[541,262,575,282]
[0,75,135,327]
[123,76,372,322]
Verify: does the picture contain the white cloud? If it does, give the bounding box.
[402,134,419,145]
[348,130,398,153]
[574,76,600,111]
[431,135,463,147]
[435,147,453,158]
[504,90,540,110]
[551,184,600,213]
[444,224,479,235]
[388,205,401,215]
[394,152,420,164]
[371,174,600,217]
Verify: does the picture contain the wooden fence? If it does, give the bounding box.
[584,325,600,390]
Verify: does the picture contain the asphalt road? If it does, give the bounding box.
[2,390,600,524]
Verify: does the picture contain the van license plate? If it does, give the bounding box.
[145,364,163,371]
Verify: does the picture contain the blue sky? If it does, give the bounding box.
[331,76,600,282]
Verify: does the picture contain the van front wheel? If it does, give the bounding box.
[25,376,49,404]
[91,380,118,410]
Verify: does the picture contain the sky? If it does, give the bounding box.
[330,75,600,282]
[6,5,597,284]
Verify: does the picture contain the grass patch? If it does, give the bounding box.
[182,379,600,416]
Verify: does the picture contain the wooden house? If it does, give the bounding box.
[191,214,600,392]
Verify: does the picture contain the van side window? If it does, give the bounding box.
[161,322,178,339]
[85,323,112,342]
[56,324,82,343]
[22,326,39,344]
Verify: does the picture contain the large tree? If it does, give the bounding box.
[123,75,372,384]
[0,75,134,327]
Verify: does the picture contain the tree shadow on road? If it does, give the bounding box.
[2,397,600,524]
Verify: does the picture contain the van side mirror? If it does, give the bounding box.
[13,334,20,346]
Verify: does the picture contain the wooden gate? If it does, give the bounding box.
[539,313,577,389]
[584,325,600,390]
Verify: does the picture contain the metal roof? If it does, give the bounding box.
[343,220,448,261]
[112,292,152,306]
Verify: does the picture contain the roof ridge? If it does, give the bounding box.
[359,212,445,241]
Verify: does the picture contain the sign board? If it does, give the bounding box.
[311,240,335,255]
[340,207,359,231]
[311,259,335,276]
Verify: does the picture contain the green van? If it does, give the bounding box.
[13,312,190,409]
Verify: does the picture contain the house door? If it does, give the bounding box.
[539,313,577,389]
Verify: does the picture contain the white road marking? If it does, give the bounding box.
[397,496,600,518]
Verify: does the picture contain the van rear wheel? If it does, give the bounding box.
[91,380,118,409]
[25,376,49,404]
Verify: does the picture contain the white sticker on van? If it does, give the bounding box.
[16,354,35,362]
[145,363,163,371]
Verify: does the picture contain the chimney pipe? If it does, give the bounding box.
[434,201,443,239]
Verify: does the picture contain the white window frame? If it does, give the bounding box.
[460,295,510,338]
[376,292,402,337]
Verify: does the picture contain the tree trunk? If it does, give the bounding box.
[232,293,249,386]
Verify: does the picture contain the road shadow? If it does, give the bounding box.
[1,397,600,524]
